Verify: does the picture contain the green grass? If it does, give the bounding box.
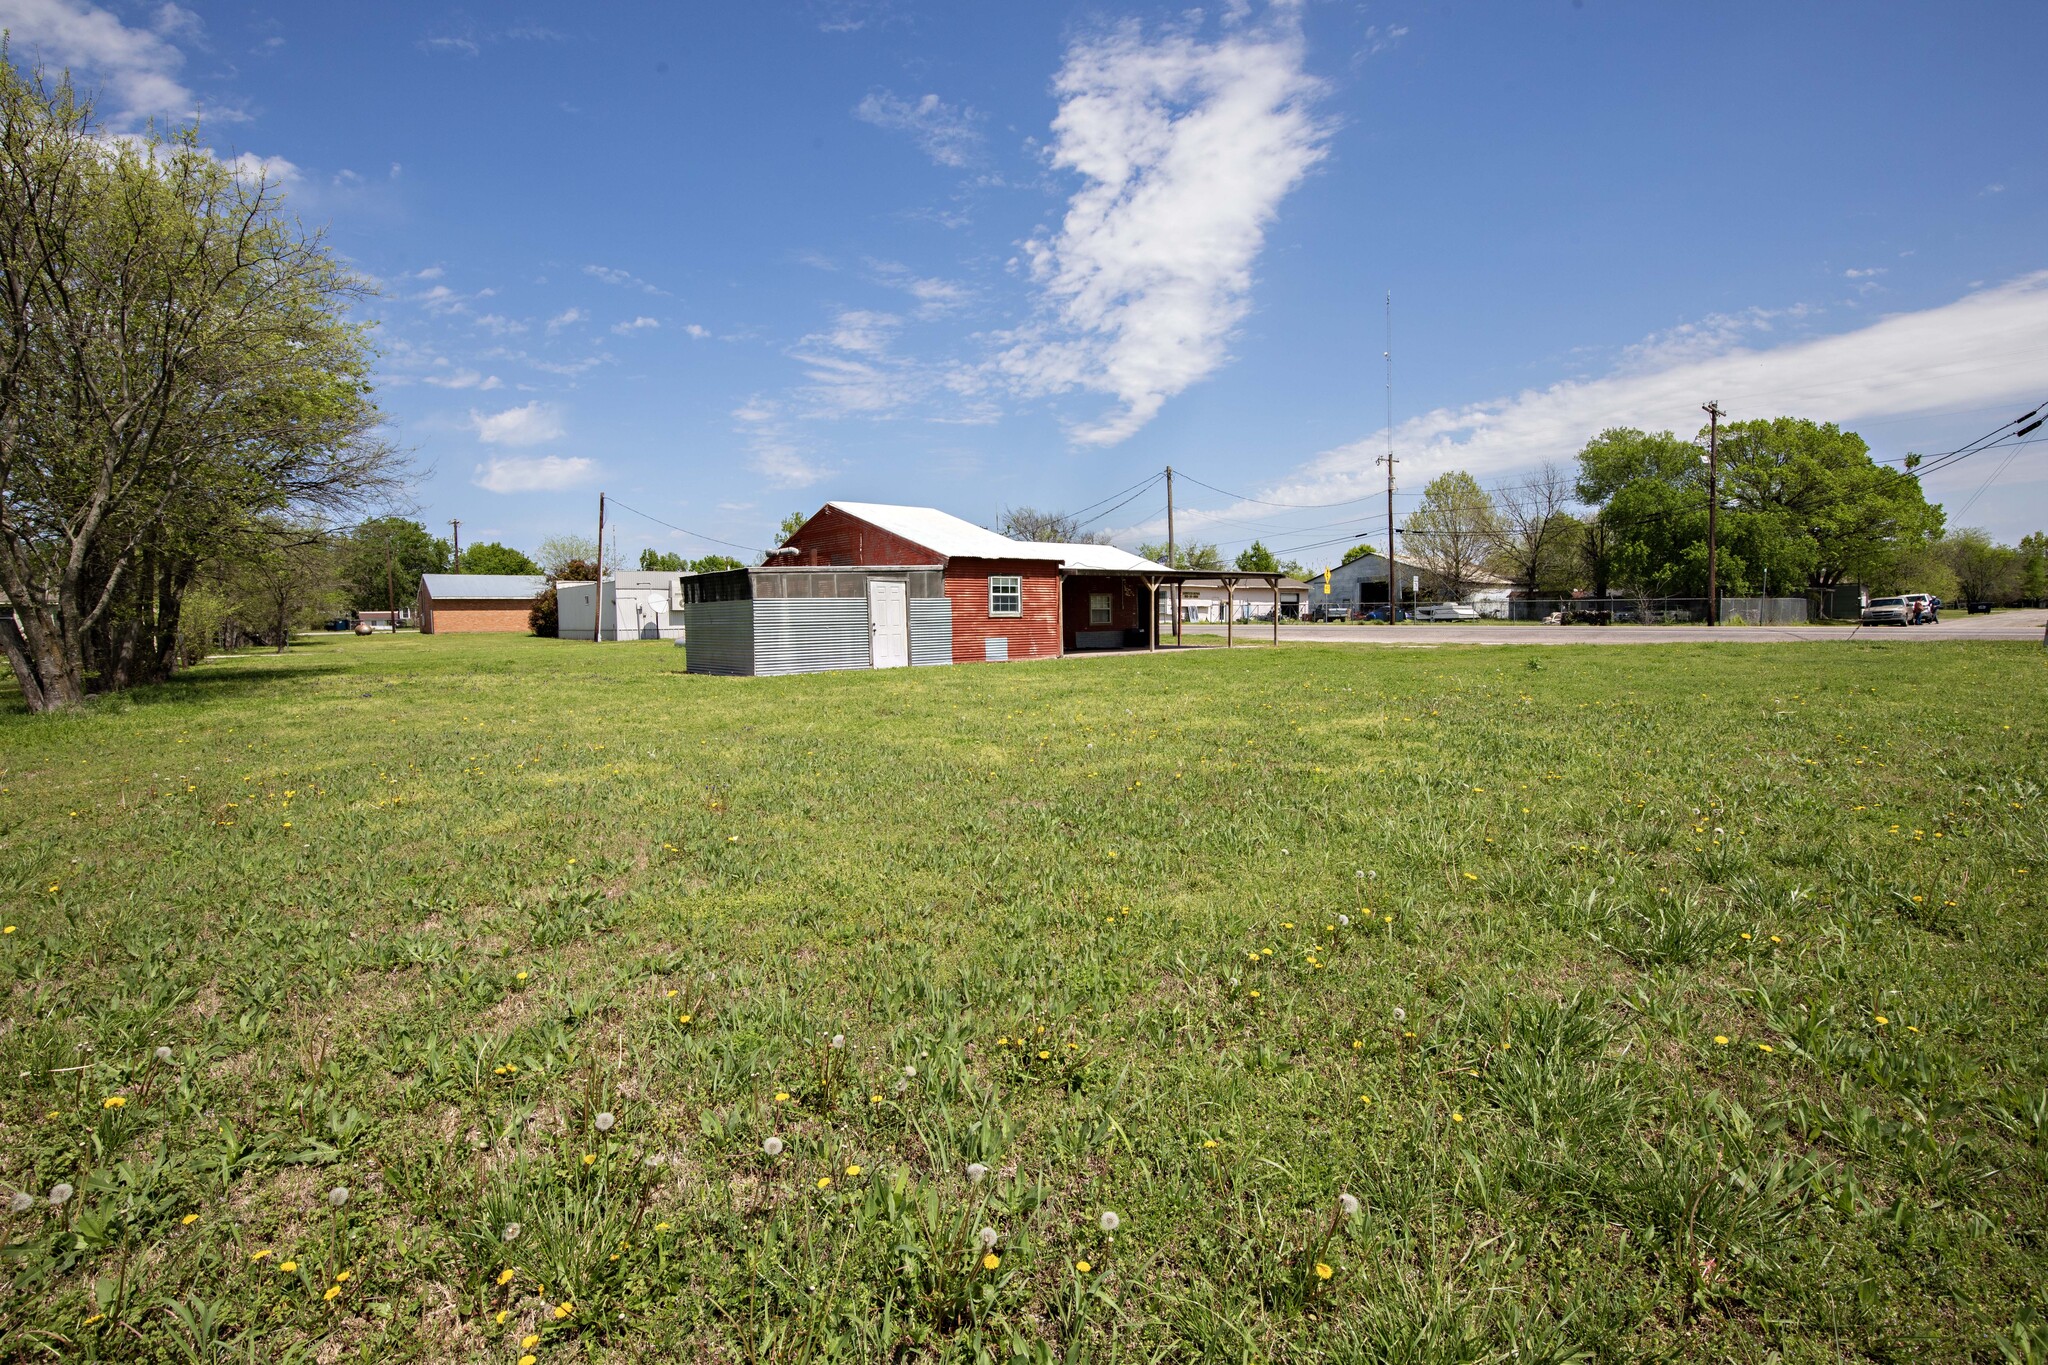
[3,632,2046,1363]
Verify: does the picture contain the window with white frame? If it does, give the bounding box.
[1089,593,1112,625]
[989,575,1022,616]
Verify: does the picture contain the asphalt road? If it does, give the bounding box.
[1179,610,2048,647]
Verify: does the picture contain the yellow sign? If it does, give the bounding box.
[1322,567,1331,595]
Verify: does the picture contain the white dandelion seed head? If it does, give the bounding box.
[8,1191,32,1213]
[830,1034,845,1049]
[891,1078,909,1094]
[643,1154,668,1169]
[1338,914,1350,927]
[50,1184,74,1207]
[902,1065,917,1078]
[154,1046,173,1062]
[501,1222,522,1242]
[763,1137,784,1157]
[1339,1193,1360,1216]
[595,1112,615,1132]
[978,1226,999,1249]
[1392,1007,1407,1023]
[965,1162,989,1184]
[327,1186,349,1208]
[1098,1210,1120,1233]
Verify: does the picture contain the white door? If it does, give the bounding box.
[868,580,910,669]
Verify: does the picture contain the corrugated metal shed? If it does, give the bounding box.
[417,573,547,600]
[679,565,954,678]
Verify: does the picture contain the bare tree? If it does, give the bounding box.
[1490,461,1579,593]
[999,506,1109,544]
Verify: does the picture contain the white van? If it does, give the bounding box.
[1414,602,1479,622]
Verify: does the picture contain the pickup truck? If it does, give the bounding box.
[1861,596,1911,626]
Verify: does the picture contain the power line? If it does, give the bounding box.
[1063,471,1164,523]
[603,498,767,555]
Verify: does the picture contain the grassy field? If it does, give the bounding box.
[2,632,2046,1364]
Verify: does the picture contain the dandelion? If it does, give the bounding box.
[155,1046,174,1062]
[520,1357,537,1365]
[816,1177,832,1190]
[1713,1035,1730,1046]
[323,1286,340,1301]
[494,1310,510,1325]
[516,971,529,982]
[982,1252,1001,1269]
[1757,1043,1774,1053]
[1,926,12,934]
[654,1220,672,1231]
[1451,1112,1465,1123]
[1315,1262,1334,1280]
[1075,1259,1092,1273]
[502,1223,523,1242]
[523,1335,540,1349]
[979,1226,999,1249]
[1874,1015,1889,1026]
[279,1260,298,1272]
[902,1064,917,1078]
[102,1096,127,1109]
[1338,914,1350,927]
[644,1155,667,1169]
[1339,1193,1360,1216]
[334,1270,351,1283]
[1202,1139,1218,1149]
[678,1013,692,1024]
[845,1164,863,1177]
[328,1186,349,1208]
[10,1191,34,1213]
[497,1268,516,1285]
[763,1137,784,1157]
[1099,1210,1120,1233]
[595,1111,616,1132]
[966,1163,989,1183]
[181,1213,199,1226]
[50,1184,73,1206]
[830,1034,845,1049]
[553,1302,573,1319]
[250,1248,272,1261]
[1392,1007,1406,1023]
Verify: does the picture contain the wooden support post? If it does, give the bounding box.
[1272,575,1280,646]
[1225,577,1235,648]
[1146,579,1158,652]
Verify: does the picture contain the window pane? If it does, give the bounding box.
[990,575,1021,616]
[1090,593,1111,625]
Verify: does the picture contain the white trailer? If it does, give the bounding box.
[557,573,687,641]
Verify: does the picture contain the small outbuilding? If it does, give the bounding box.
[416,574,546,634]
[557,572,687,642]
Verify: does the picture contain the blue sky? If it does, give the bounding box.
[6,0,2046,563]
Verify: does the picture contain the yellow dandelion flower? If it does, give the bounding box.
[553,1303,572,1319]
[1075,1259,1092,1273]
[523,1334,540,1349]
[1874,1015,1889,1025]
[497,1268,516,1286]
[678,1013,693,1024]
[1451,1112,1464,1123]
[494,1311,510,1325]
[181,1213,199,1226]
[1315,1262,1334,1280]
[250,1249,273,1262]
[520,1358,537,1365]
[515,971,529,981]
[1757,1043,1774,1053]
[1713,1035,1729,1046]
[334,1270,350,1283]
[816,1177,832,1190]
[982,1253,1001,1270]
[1203,1139,1218,1149]
[322,1286,340,1302]
[102,1096,127,1109]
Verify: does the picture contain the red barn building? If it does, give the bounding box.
[777,502,1171,663]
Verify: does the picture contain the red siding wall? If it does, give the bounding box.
[779,506,936,567]
[1061,574,1151,649]
[946,559,1060,662]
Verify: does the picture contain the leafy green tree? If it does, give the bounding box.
[529,558,600,638]
[0,63,396,708]
[688,554,746,573]
[2019,532,2048,604]
[1403,471,1500,598]
[1339,543,1378,565]
[1137,542,1223,570]
[462,542,541,575]
[1234,541,1279,573]
[227,524,344,652]
[537,535,599,578]
[639,549,687,572]
[1935,529,2020,604]
[777,511,811,545]
[341,519,449,613]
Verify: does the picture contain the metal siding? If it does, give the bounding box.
[682,600,755,675]
[909,598,953,666]
[753,599,872,676]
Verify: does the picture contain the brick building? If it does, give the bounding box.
[416,574,547,634]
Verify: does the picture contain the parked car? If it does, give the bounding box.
[1414,602,1480,621]
[1307,603,1351,621]
[1901,593,1939,623]
[1861,596,1911,626]
[1360,606,1413,622]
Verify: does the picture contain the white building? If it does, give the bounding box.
[557,572,686,641]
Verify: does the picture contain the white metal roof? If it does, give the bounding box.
[824,503,1170,572]
[418,573,547,600]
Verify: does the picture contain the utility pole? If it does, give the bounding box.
[1379,292,1399,623]
[594,492,606,644]
[1703,401,1722,626]
[1165,465,1181,645]
[449,518,461,571]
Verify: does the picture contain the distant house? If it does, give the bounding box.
[416,574,546,634]
[556,572,686,642]
[681,501,1178,676]
[1173,577,1311,623]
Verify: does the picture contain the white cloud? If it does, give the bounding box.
[869,259,973,318]
[473,313,526,337]
[611,316,659,335]
[854,89,983,168]
[470,401,565,446]
[424,369,501,391]
[732,398,831,488]
[991,3,1328,445]
[1844,267,1886,279]
[682,323,710,339]
[545,307,587,333]
[0,0,204,123]
[1188,272,2048,527]
[582,264,668,296]
[472,455,594,494]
